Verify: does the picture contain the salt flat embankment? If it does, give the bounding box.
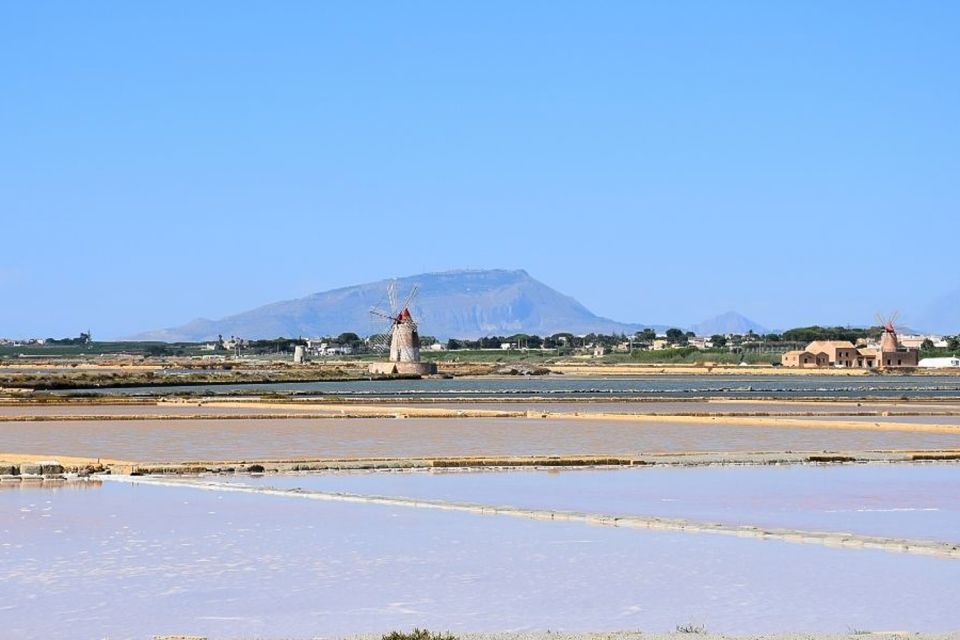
[1,398,959,473]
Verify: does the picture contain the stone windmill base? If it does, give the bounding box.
[369,361,438,376]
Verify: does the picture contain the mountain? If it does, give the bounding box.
[688,311,769,337]
[128,269,656,341]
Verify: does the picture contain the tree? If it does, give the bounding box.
[710,334,727,348]
[665,328,687,345]
[46,332,94,346]
[920,338,935,351]
[638,328,657,342]
[782,325,868,343]
[507,333,530,349]
[949,336,960,351]
[144,344,169,357]
[337,332,361,345]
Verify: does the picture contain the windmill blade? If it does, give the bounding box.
[387,280,399,314]
[369,307,395,322]
[367,280,403,357]
[367,315,395,354]
[368,331,391,354]
[398,284,419,314]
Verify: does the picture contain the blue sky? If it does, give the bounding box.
[2,1,958,338]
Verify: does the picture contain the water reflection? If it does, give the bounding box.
[1,481,958,639]
[210,464,960,543]
[0,478,102,491]
[3,417,960,461]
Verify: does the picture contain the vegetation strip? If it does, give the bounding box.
[104,475,960,559]
[6,450,960,476]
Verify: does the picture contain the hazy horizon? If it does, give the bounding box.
[3,3,958,338]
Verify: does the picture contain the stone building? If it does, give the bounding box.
[781,350,829,368]
[782,327,916,370]
[804,341,877,368]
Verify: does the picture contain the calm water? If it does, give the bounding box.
[7,399,960,417]
[2,480,959,639]
[59,374,960,399]
[211,463,960,543]
[4,416,960,461]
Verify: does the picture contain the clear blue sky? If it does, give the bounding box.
[2,1,958,338]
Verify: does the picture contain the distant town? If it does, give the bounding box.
[3,322,959,370]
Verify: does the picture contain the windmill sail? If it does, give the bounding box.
[368,280,437,376]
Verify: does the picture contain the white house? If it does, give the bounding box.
[918,357,960,369]
[900,335,948,349]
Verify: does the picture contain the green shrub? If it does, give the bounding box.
[382,629,458,640]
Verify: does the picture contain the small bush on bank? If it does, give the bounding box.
[382,629,458,640]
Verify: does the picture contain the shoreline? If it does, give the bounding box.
[4,449,960,477]
[3,360,960,393]
[349,634,960,640]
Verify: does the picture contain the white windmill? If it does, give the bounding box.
[367,281,437,376]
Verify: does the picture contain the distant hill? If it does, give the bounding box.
[127,269,658,342]
[688,311,769,337]
[916,288,960,335]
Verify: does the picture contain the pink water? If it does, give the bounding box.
[2,480,958,639]
[2,416,960,462]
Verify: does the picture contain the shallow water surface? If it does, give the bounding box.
[2,481,959,639]
[3,416,960,462]
[212,463,960,543]
[60,374,960,399]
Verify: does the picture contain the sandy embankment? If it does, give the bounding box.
[0,452,133,467]
[193,401,960,434]
[7,400,950,434]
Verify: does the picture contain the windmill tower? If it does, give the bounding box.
[368,281,438,376]
[874,311,918,369]
[876,311,901,353]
